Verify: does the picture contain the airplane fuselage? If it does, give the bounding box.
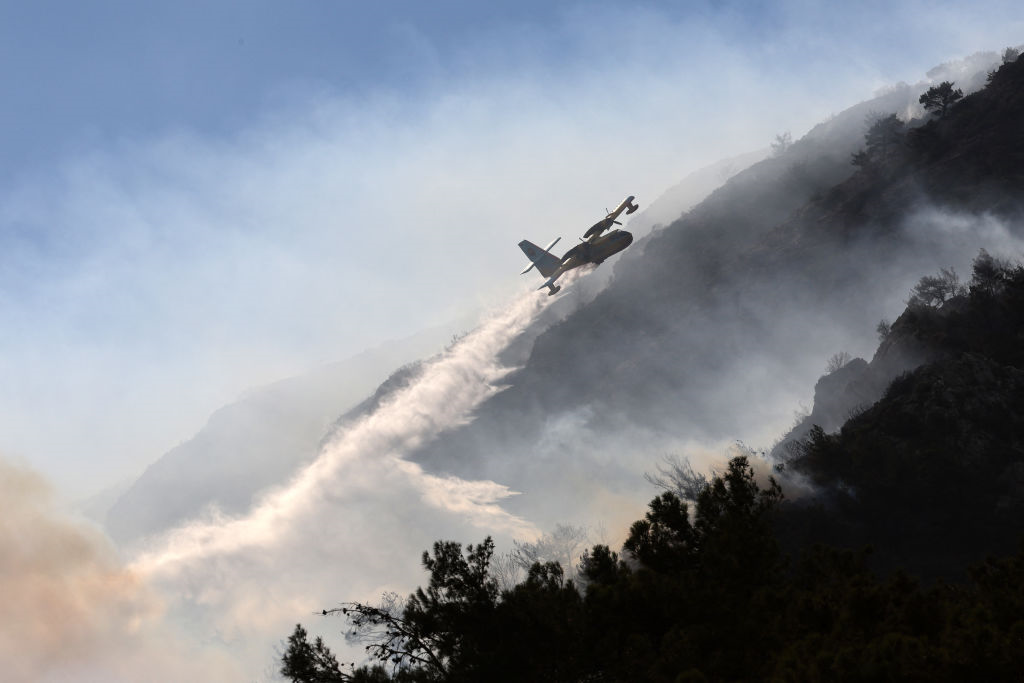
[519,195,638,295]
[559,229,634,270]
[540,228,633,293]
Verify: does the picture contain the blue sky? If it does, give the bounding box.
[1,1,1022,496]
[5,0,1014,181]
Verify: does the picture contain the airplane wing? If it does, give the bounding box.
[585,196,639,240]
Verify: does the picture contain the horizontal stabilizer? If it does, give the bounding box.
[518,237,562,278]
[539,274,562,295]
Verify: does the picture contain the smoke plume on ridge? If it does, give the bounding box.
[1,288,554,681]
[117,289,554,675]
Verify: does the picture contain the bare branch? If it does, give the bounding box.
[645,454,710,503]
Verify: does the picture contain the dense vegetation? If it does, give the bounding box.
[282,460,1024,681]
[281,55,1024,682]
[773,253,1024,580]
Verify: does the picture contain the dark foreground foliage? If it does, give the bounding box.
[281,456,1024,681]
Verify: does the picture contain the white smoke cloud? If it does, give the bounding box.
[1,288,556,680]
[119,289,551,676]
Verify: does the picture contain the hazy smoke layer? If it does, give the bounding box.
[1,290,552,680]
[123,290,551,675]
[0,458,243,682]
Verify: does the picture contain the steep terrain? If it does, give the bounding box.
[778,254,1024,579]
[402,53,1023,533]
[107,51,1022,547]
[102,141,768,543]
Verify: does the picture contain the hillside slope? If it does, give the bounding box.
[402,54,1022,532]
[778,254,1024,578]
[105,329,456,543]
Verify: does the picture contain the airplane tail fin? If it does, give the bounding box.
[518,239,561,278]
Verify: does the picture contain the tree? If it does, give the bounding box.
[852,113,905,168]
[281,624,347,683]
[405,537,499,668]
[919,81,963,118]
[908,267,965,307]
[1003,47,1020,64]
[626,456,782,578]
[511,523,589,583]
[487,551,524,593]
[876,318,892,342]
[969,248,1013,296]
[325,538,500,681]
[624,490,694,573]
[577,544,629,587]
[493,559,587,679]
[826,351,852,373]
[771,131,792,156]
[644,454,709,502]
[690,456,783,582]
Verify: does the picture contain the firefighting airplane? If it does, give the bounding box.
[519,195,638,295]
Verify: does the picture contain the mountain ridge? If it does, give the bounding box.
[403,51,1020,514]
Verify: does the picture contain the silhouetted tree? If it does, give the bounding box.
[511,523,589,583]
[919,81,963,118]
[281,624,347,682]
[578,543,629,587]
[644,454,709,502]
[1003,47,1020,64]
[624,490,694,573]
[487,551,524,593]
[322,539,504,681]
[826,351,852,373]
[625,455,783,584]
[969,248,1013,296]
[489,560,587,681]
[908,267,965,307]
[876,318,892,341]
[852,113,905,168]
[691,456,783,579]
[404,537,498,673]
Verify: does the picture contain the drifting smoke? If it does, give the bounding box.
[1,288,555,680]
[0,458,242,682]
[120,289,552,675]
